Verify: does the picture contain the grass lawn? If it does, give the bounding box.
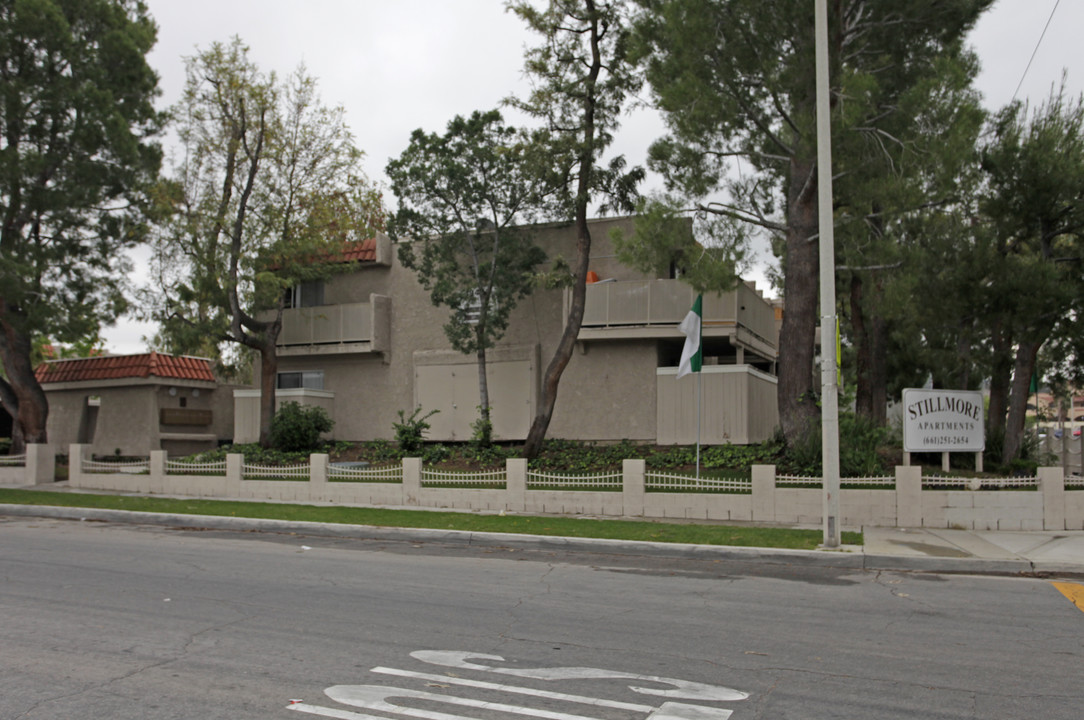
[0,488,862,550]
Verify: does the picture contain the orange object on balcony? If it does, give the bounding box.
[586,270,600,283]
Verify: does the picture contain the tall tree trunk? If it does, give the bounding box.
[257,341,278,448]
[987,319,1012,440]
[476,339,491,438]
[521,0,604,460]
[851,274,889,426]
[1002,337,1042,464]
[523,217,591,458]
[0,303,48,454]
[777,156,820,443]
[851,274,872,419]
[954,318,973,389]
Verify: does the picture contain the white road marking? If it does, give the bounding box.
[286,649,748,720]
[288,702,385,719]
[326,684,603,720]
[411,650,749,702]
[371,666,656,712]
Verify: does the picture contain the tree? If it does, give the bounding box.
[832,50,986,424]
[611,196,748,295]
[151,38,382,445]
[508,0,644,459]
[386,110,550,441]
[979,87,1084,463]
[631,0,992,443]
[0,0,162,452]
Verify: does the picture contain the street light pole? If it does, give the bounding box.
[815,0,841,548]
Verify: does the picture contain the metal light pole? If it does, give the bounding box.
[815,0,841,548]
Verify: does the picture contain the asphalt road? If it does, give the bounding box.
[1,515,1081,719]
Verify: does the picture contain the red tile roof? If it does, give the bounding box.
[330,237,377,263]
[269,237,378,269]
[35,353,215,384]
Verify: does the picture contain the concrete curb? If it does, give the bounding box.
[5,503,1070,576]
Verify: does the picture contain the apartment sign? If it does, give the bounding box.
[902,388,985,452]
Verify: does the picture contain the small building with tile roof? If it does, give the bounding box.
[36,352,234,457]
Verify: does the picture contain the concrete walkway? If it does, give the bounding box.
[2,481,1083,577]
[862,526,1084,575]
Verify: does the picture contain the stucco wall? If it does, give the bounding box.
[47,379,231,456]
[266,216,775,444]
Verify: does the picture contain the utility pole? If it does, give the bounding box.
[815,0,841,548]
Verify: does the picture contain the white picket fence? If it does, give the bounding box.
[59,444,1083,531]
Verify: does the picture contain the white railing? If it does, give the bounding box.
[526,470,623,490]
[278,302,371,346]
[646,471,751,492]
[84,458,150,474]
[775,474,822,486]
[165,459,228,475]
[421,468,507,487]
[922,475,1039,490]
[0,454,26,467]
[1066,474,1084,489]
[841,476,896,488]
[243,462,310,480]
[329,464,404,483]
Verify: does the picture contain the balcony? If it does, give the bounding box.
[573,279,777,354]
[275,296,390,356]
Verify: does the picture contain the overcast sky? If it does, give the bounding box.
[103,0,1084,354]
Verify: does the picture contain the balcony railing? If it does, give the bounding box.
[278,302,371,346]
[578,279,777,346]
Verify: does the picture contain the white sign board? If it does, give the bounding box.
[902,388,985,452]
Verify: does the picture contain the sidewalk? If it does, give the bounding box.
[2,481,1083,577]
[862,526,1084,575]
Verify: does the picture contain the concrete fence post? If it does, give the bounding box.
[402,457,422,506]
[1038,466,1065,531]
[150,450,167,492]
[309,453,329,503]
[226,454,244,496]
[623,459,646,517]
[896,465,923,528]
[506,458,527,512]
[751,464,776,523]
[26,444,55,485]
[149,451,165,477]
[68,444,87,487]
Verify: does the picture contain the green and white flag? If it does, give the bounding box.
[677,294,702,379]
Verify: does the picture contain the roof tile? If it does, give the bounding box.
[35,352,215,384]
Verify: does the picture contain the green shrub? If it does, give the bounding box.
[270,402,334,453]
[394,408,438,454]
[780,413,891,476]
[470,410,493,450]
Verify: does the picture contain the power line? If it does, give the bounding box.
[1011,0,1061,103]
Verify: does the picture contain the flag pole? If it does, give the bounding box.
[696,368,702,480]
[678,293,704,480]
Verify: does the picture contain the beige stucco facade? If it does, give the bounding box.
[44,377,235,457]
[244,216,780,445]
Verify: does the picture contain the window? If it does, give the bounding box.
[283,280,325,309]
[277,370,324,390]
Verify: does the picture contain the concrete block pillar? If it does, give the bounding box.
[623,459,646,517]
[26,444,55,485]
[224,453,245,495]
[402,457,422,506]
[751,464,776,522]
[896,465,923,528]
[150,450,167,481]
[68,444,88,487]
[309,453,329,502]
[506,458,527,512]
[1038,466,1065,531]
